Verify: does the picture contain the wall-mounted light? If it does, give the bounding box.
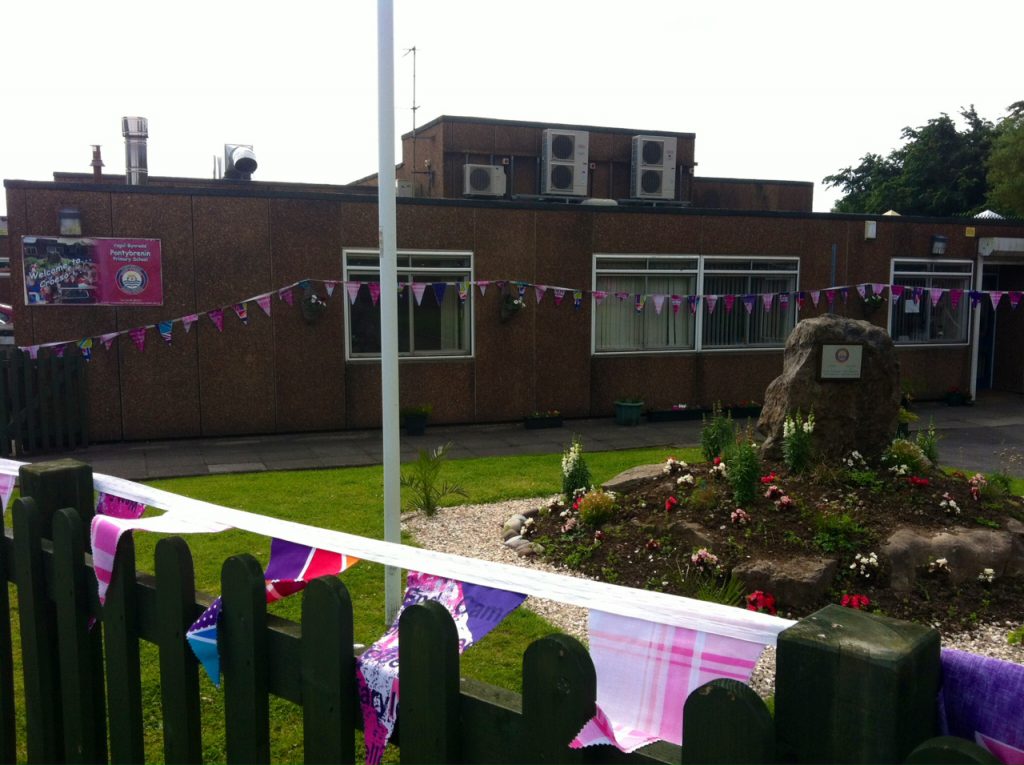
[864,220,877,240]
[58,208,82,236]
[930,235,949,255]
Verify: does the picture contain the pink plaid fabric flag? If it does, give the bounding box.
[477,280,489,295]
[0,475,15,514]
[990,291,1004,310]
[96,492,146,520]
[346,282,362,304]
[571,611,766,752]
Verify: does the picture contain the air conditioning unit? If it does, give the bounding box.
[631,135,677,200]
[463,164,507,197]
[541,129,589,196]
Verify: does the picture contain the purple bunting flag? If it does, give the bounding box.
[930,288,944,307]
[825,289,836,308]
[839,287,849,303]
[761,293,773,312]
[593,291,608,304]
[810,290,821,307]
[54,344,67,358]
[182,314,199,333]
[208,309,224,332]
[969,290,983,309]
[1009,292,1022,310]
[742,294,756,315]
[129,327,147,352]
[26,346,39,360]
[856,284,867,300]
[652,294,666,315]
[279,286,295,306]
[256,294,272,317]
[534,285,547,304]
[346,282,362,304]
[990,291,1004,310]
[872,283,886,298]
[432,282,447,305]
[688,295,699,314]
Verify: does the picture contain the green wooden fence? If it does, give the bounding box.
[0,350,88,457]
[0,461,1002,764]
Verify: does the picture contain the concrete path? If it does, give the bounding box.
[23,392,1024,481]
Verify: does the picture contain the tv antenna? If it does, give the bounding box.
[403,46,423,182]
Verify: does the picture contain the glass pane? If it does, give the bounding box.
[645,275,695,349]
[595,275,643,351]
[411,278,467,352]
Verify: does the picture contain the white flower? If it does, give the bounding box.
[677,474,695,486]
[978,568,995,583]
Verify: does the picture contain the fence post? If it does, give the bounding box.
[12,497,64,762]
[53,507,108,763]
[681,678,775,764]
[398,601,461,765]
[155,537,203,764]
[221,554,270,764]
[775,604,940,763]
[301,576,356,765]
[18,459,94,538]
[0,492,16,762]
[522,634,595,764]
[103,530,145,764]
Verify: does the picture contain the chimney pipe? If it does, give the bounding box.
[91,145,104,179]
[121,116,148,185]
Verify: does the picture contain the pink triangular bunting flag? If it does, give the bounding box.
[810,290,821,307]
[856,284,867,300]
[724,295,736,313]
[208,309,224,332]
[411,282,427,305]
[889,285,904,303]
[948,289,963,311]
[670,295,682,315]
[929,288,944,308]
[593,291,607,304]
[872,283,886,298]
[325,281,337,297]
[129,327,147,352]
[761,294,774,312]
[369,283,381,306]
[652,294,666,315]
[100,332,119,350]
[476,280,489,296]
[553,288,566,306]
[989,291,1004,310]
[825,289,836,307]
[535,285,547,304]
[1009,292,1022,310]
[256,295,272,317]
[346,282,362,304]
[705,295,718,314]
[279,286,295,306]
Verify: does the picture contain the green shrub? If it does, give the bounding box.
[883,438,929,476]
[701,403,736,461]
[561,435,592,502]
[688,485,719,514]
[1009,624,1024,646]
[813,512,867,553]
[400,442,468,516]
[782,410,815,474]
[915,418,941,464]
[576,490,618,527]
[726,431,760,506]
[695,574,745,607]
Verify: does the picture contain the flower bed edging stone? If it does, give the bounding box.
[502,507,543,556]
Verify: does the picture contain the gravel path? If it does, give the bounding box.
[403,496,1024,698]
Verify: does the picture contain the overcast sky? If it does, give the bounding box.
[2,0,1021,219]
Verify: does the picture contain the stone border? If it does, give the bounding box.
[502,506,544,556]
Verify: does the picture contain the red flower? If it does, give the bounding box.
[908,476,930,488]
[713,457,722,466]
[745,590,777,615]
[645,538,661,550]
[841,593,871,610]
[665,496,679,511]
[760,471,777,485]
[594,530,605,542]
[776,495,794,510]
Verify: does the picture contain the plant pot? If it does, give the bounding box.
[402,413,428,436]
[614,401,644,426]
[646,408,706,422]
[524,416,562,430]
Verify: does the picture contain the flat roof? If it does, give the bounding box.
[404,114,696,141]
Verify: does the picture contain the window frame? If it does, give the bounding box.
[342,247,475,361]
[888,258,974,347]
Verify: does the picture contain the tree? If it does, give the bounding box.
[824,106,997,216]
[986,101,1024,217]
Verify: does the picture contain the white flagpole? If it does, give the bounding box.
[377,0,402,623]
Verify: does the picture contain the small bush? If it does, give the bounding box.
[813,512,867,553]
[561,435,592,502]
[695,574,745,607]
[915,418,941,464]
[576,490,618,527]
[400,442,468,516]
[726,430,760,506]
[688,485,719,514]
[782,410,815,474]
[701,403,735,462]
[883,439,929,476]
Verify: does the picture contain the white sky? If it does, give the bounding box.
[2,0,1021,218]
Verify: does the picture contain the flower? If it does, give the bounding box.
[671,403,688,411]
[968,473,988,501]
[851,551,879,578]
[908,476,930,488]
[731,508,750,526]
[978,568,995,584]
[928,557,949,574]
[690,547,719,571]
[939,492,961,516]
[594,529,605,542]
[760,471,777,485]
[843,451,867,470]
[663,456,688,474]
[645,538,661,550]
[709,459,728,478]
[665,496,679,511]
[764,484,783,501]
[745,590,777,615]
[677,473,695,487]
[775,495,794,510]
[841,593,871,609]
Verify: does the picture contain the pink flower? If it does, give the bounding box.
[764,485,783,501]
[775,495,794,510]
[665,496,679,511]
[645,538,661,550]
[594,530,605,542]
[841,593,871,610]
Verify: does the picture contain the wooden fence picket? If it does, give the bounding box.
[300,576,356,765]
[521,634,595,764]
[681,678,774,764]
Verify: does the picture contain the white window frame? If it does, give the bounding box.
[888,258,973,347]
[343,248,475,360]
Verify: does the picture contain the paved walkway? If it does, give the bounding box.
[26,392,1024,481]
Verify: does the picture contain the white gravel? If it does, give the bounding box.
[403,496,1024,698]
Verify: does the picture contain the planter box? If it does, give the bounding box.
[524,416,562,430]
[614,401,644,426]
[402,414,429,436]
[646,408,706,422]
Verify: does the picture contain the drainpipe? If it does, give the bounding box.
[122,116,148,186]
[969,248,983,401]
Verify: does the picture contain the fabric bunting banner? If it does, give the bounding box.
[724,294,735,313]
[571,611,766,753]
[347,282,361,304]
[705,294,717,314]
[477,280,489,296]
[573,290,583,310]
[779,292,790,311]
[938,649,1024,764]
[872,283,886,298]
[670,295,682,315]
[534,285,547,304]
[129,327,147,352]
[158,321,173,345]
[839,287,849,303]
[233,303,248,325]
[688,295,699,314]
[593,291,607,304]
[279,286,295,306]
[457,280,468,303]
[411,283,426,306]
[186,537,359,683]
[357,572,526,765]
[930,288,944,308]
[432,282,447,305]
[77,338,93,361]
[825,289,836,308]
[208,309,224,332]
[890,285,904,303]
[325,280,337,297]
[0,474,14,514]
[182,314,198,333]
[856,284,867,300]
[742,295,755,315]
[1011,292,1023,310]
[553,288,566,306]
[652,294,665,315]
[96,492,146,520]
[256,294,272,317]
[810,290,820,307]
[369,282,381,306]
[54,345,66,358]
[26,346,39,360]
[634,294,645,313]
[990,291,1004,310]
[761,293,773,312]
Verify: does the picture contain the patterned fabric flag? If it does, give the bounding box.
[516,283,527,298]
[614,291,629,302]
[369,283,381,307]
[856,284,867,301]
[705,295,718,314]
[325,280,337,297]
[534,285,547,304]
[158,321,174,344]
[795,291,805,310]
[779,292,790,310]
[1010,292,1023,310]
[77,338,93,361]
[477,280,489,296]
[432,282,447,305]
[411,282,427,305]
[26,346,39,360]
[634,294,646,313]
[761,293,773,312]
[346,282,362,304]
[96,493,146,520]
[208,309,224,332]
[839,287,849,303]
[187,537,359,683]
[724,294,735,313]
[949,289,963,311]
[457,280,468,303]
[571,611,766,753]
[256,294,272,317]
[182,315,199,333]
[825,289,836,308]
[930,288,944,307]
[872,283,886,298]
[990,291,1004,310]
[810,290,821,307]
[651,294,666,315]
[670,295,682,315]
[54,344,67,358]
[742,295,756,315]
[969,290,984,309]
[593,291,608,304]
[357,572,526,765]
[573,290,583,310]
[0,474,15,514]
[233,303,249,325]
[890,285,904,303]
[279,286,295,306]
[938,649,1024,764]
[553,288,566,306]
[129,327,147,352]
[688,295,699,314]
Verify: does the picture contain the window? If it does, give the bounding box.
[594,255,698,353]
[700,258,799,349]
[344,249,472,358]
[890,259,972,344]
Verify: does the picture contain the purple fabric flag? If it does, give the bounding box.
[795,291,805,311]
[779,292,790,311]
[357,573,526,765]
[930,287,944,307]
[688,295,700,314]
[279,286,295,306]
[705,294,718,314]
[1011,292,1023,310]
[839,287,849,303]
[186,596,224,682]
[158,321,173,344]
[54,344,67,358]
[256,294,272,317]
[432,282,447,305]
[651,294,665,315]
[208,309,224,332]
[742,295,755,315]
[233,303,249,325]
[615,291,630,302]
[724,294,735,313]
[369,282,381,306]
[573,290,583,310]
[889,285,904,303]
[96,492,146,520]
[26,346,39,360]
[969,290,984,309]
[872,283,886,298]
[129,327,147,352]
[346,282,362,304]
[182,314,199,333]
[825,289,836,308]
[990,291,1004,310]
[534,285,547,304]
[325,280,337,297]
[0,474,14,514]
[593,290,607,304]
[949,289,963,311]
[761,293,773,312]
[553,288,566,306]
[939,649,1024,764]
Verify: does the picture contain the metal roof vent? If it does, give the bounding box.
[223,144,257,180]
[122,116,148,186]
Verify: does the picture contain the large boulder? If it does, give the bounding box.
[759,315,901,462]
[732,556,839,609]
[881,526,1021,591]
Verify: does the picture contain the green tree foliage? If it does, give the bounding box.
[824,105,999,216]
[987,101,1024,217]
